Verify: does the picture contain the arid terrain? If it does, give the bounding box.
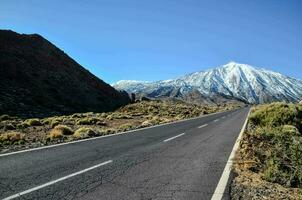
[231,102,302,199]
[0,100,242,153]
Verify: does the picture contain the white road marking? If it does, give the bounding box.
[198,124,208,129]
[3,160,113,200]
[0,109,236,158]
[211,109,251,200]
[222,116,226,119]
[163,133,185,142]
[214,119,219,122]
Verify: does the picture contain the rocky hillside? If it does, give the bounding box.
[114,62,302,104]
[0,30,130,118]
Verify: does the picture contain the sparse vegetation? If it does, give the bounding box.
[0,100,242,153]
[76,117,101,125]
[73,127,97,139]
[249,102,302,131]
[232,102,302,199]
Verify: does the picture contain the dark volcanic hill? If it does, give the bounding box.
[0,30,130,118]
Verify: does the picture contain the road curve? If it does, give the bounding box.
[0,107,250,200]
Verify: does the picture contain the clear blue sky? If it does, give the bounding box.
[1,0,301,83]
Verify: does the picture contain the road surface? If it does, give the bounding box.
[0,107,250,200]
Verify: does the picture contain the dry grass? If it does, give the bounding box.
[48,125,73,140]
[0,131,25,145]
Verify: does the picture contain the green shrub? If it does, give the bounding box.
[254,126,302,187]
[249,103,302,131]
[25,118,42,126]
[73,127,97,139]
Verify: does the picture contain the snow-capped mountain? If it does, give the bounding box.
[113,62,302,104]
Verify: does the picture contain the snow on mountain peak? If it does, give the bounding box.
[113,62,302,104]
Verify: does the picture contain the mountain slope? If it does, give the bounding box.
[0,30,130,118]
[113,62,302,104]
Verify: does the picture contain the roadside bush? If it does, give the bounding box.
[73,127,97,139]
[249,103,302,131]
[50,125,73,136]
[0,131,25,145]
[251,125,302,188]
[48,130,63,140]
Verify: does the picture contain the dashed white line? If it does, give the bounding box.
[222,116,226,119]
[214,119,219,122]
[198,124,208,129]
[163,133,185,142]
[3,160,113,200]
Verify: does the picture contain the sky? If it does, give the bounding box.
[1,0,302,83]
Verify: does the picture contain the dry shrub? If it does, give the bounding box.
[49,125,73,140]
[0,131,25,144]
[73,127,97,139]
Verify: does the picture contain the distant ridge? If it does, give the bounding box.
[113,62,302,104]
[0,30,130,118]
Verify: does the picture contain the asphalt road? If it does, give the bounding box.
[0,107,250,200]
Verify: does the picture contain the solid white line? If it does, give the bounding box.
[3,160,113,200]
[163,133,185,142]
[0,109,238,158]
[214,119,219,122]
[210,109,251,200]
[198,124,208,129]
